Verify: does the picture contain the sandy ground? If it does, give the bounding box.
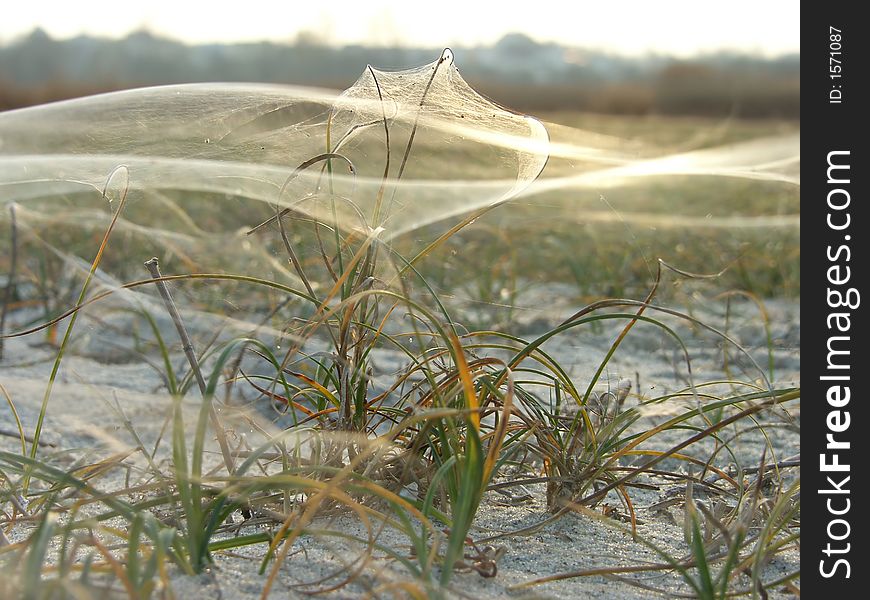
[0,291,800,598]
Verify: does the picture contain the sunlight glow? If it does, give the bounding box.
[1,0,799,56]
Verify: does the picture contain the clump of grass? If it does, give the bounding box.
[0,53,799,599]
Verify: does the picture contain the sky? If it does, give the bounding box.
[1,1,799,57]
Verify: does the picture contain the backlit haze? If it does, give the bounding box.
[2,0,799,57]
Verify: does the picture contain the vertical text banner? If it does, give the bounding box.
[805,5,866,596]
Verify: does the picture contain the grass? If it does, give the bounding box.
[0,67,799,598]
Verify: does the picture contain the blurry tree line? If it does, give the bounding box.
[1,29,798,117]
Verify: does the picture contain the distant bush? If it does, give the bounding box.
[0,29,798,117]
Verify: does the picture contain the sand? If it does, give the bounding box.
[0,291,800,598]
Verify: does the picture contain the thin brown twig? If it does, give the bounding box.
[143,256,235,475]
[0,203,18,360]
[0,427,56,448]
